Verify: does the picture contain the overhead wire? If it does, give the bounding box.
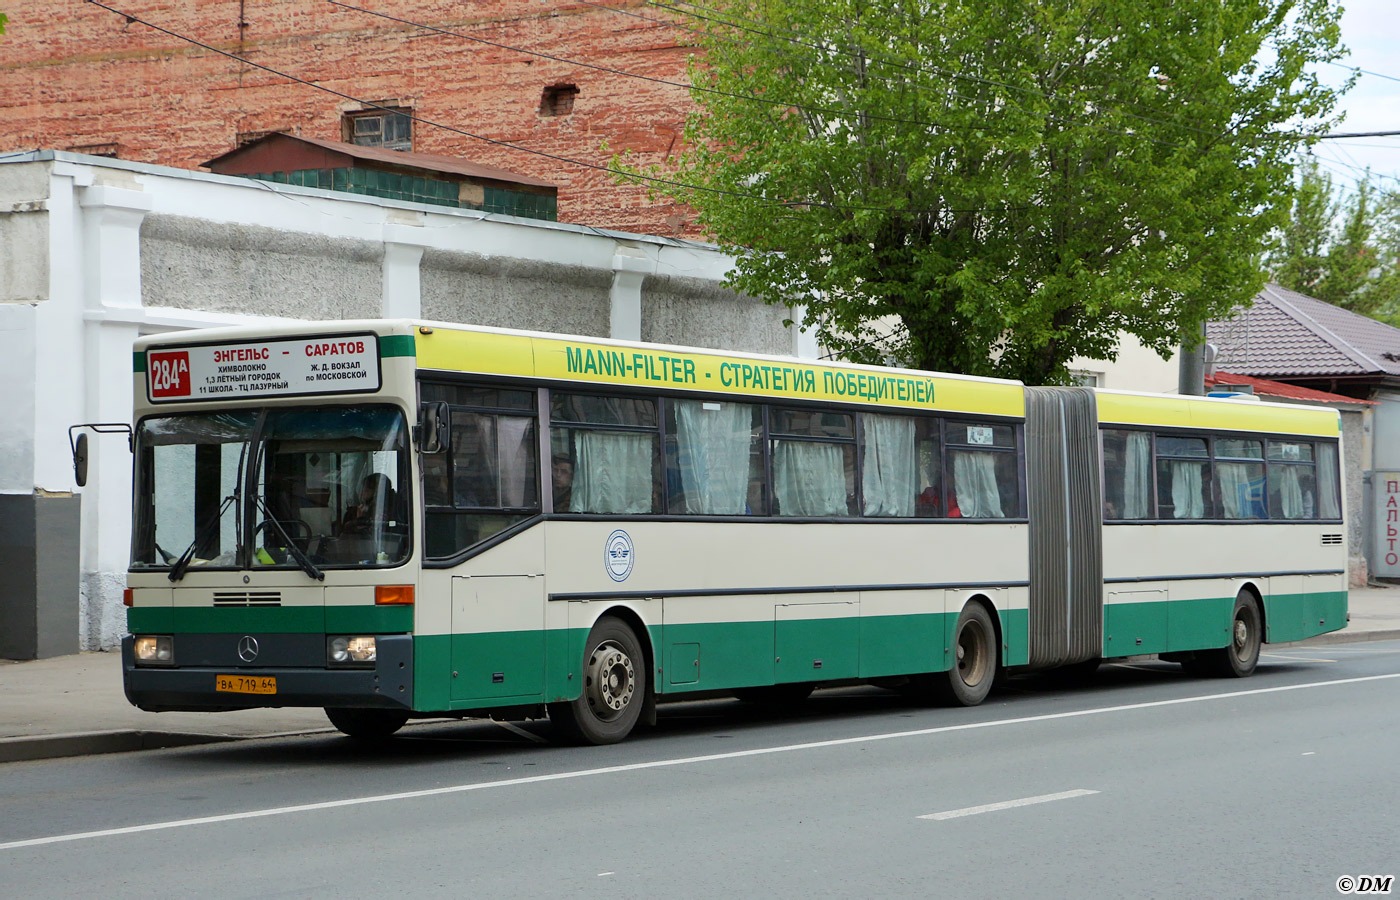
[81,0,1024,216]
[643,0,1236,145]
[327,0,983,135]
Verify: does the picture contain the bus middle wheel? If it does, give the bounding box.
[941,603,998,706]
[549,617,647,745]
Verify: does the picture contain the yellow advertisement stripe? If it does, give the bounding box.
[416,329,1025,418]
[1097,392,1338,437]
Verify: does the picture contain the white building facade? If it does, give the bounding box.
[0,151,816,656]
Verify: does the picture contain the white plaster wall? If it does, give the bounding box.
[1068,333,1179,392]
[0,151,804,650]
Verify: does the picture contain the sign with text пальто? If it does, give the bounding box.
[145,335,381,403]
[1375,473,1400,576]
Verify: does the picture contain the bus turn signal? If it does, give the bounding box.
[375,585,415,605]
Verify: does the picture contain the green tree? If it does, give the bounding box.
[1272,160,1400,318]
[632,0,1349,383]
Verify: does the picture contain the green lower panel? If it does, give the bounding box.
[654,621,775,695]
[859,613,945,678]
[448,629,545,704]
[128,605,412,634]
[777,616,859,681]
[998,607,1030,667]
[1265,590,1348,643]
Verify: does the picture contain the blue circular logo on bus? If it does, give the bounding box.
[605,530,635,582]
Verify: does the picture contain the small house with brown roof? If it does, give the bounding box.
[204,133,558,221]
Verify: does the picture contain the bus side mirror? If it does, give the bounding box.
[68,423,134,488]
[73,433,89,487]
[415,401,448,454]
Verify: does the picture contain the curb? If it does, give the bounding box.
[0,727,336,764]
[1281,628,1400,649]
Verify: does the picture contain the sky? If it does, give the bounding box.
[1310,0,1400,196]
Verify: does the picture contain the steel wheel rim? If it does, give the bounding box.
[1232,608,1255,662]
[956,620,989,687]
[584,640,635,720]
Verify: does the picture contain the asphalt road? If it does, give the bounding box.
[3,642,1399,899]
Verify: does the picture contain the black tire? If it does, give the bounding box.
[1199,590,1263,678]
[549,617,648,745]
[940,603,998,706]
[734,683,815,706]
[324,707,409,740]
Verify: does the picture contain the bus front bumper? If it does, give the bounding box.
[121,633,414,713]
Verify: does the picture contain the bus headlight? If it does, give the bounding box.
[134,635,174,666]
[327,636,377,667]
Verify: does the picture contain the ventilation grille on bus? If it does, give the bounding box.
[1320,534,1344,546]
[212,591,282,607]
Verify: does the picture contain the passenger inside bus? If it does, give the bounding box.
[552,454,573,512]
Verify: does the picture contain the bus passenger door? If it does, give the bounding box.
[450,575,544,705]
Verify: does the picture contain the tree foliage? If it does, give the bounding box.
[634,0,1349,383]
[1271,158,1400,319]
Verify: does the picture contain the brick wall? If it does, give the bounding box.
[0,0,702,234]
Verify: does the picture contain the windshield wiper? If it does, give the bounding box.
[167,495,235,583]
[253,495,324,582]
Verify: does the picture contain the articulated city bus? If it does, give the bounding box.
[115,320,1347,744]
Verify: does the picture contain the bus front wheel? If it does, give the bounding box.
[549,617,648,745]
[324,707,409,740]
[940,603,998,706]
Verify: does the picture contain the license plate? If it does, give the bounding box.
[216,674,277,695]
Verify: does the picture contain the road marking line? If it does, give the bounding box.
[1262,653,1337,663]
[2,671,1397,852]
[919,789,1099,820]
[493,720,549,744]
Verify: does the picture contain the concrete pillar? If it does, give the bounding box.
[609,248,652,342]
[382,225,425,319]
[790,304,820,359]
[78,184,151,649]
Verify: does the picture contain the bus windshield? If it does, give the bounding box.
[131,405,411,573]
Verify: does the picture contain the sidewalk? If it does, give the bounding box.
[4,586,1399,763]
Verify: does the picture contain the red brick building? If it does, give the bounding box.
[0,0,699,233]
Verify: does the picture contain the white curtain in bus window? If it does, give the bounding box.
[573,431,654,514]
[773,441,848,516]
[1156,436,1208,519]
[1317,443,1341,518]
[1216,439,1265,519]
[861,414,916,516]
[951,450,1005,518]
[673,400,754,514]
[1268,440,1316,519]
[1102,430,1152,519]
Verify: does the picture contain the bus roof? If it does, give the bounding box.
[1095,387,1340,437]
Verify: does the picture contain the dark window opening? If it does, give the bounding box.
[540,84,579,117]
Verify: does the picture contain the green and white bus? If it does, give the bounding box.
[117,320,1348,744]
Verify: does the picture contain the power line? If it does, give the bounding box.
[1324,59,1400,85]
[645,0,1231,146]
[326,0,983,136]
[1320,131,1400,140]
[81,0,1023,217]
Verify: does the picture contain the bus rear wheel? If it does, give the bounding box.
[324,708,409,740]
[1197,591,1262,678]
[549,617,648,745]
[940,603,997,706]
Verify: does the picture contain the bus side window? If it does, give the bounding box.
[945,421,1018,518]
[1156,435,1210,519]
[421,382,539,560]
[1102,429,1153,520]
[551,393,660,515]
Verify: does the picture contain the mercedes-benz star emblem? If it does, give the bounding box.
[237,635,260,662]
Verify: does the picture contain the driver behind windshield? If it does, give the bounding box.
[339,473,395,535]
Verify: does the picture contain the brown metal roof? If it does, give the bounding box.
[203,133,556,189]
[1206,282,1400,379]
